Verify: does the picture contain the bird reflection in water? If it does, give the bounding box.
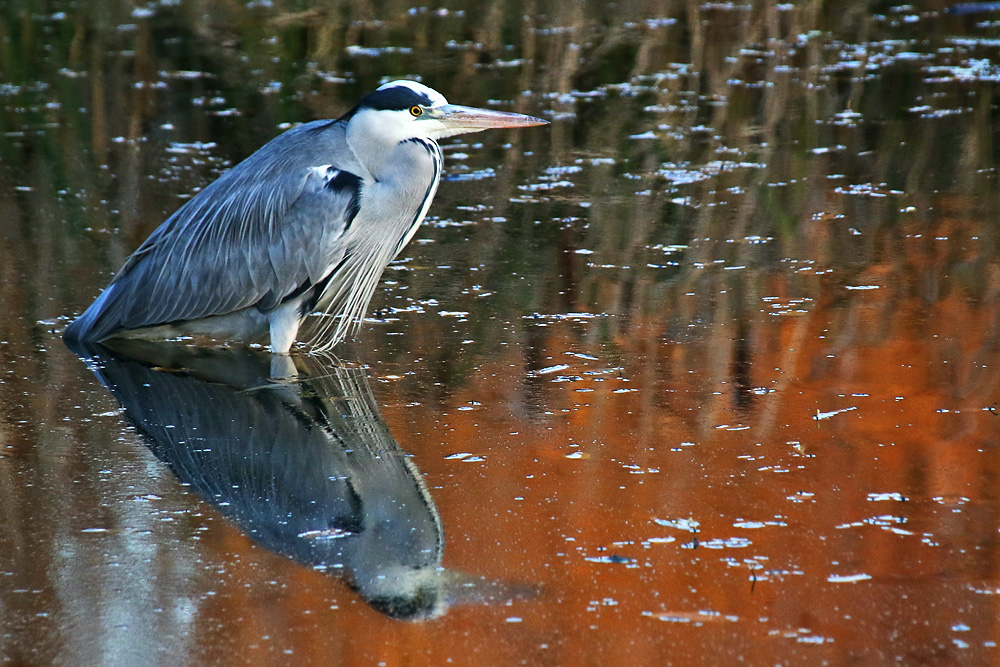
[68,340,528,620]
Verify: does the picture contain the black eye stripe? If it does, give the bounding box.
[361,86,433,111]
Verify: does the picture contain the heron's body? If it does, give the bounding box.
[64,81,545,353]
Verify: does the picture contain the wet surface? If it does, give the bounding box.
[3,1,1000,664]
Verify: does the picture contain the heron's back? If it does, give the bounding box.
[64,120,366,343]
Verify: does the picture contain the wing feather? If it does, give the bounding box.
[65,120,365,342]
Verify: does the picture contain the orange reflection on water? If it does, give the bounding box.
[352,214,1000,664]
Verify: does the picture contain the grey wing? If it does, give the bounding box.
[66,136,363,342]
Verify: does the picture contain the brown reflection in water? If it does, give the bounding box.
[2,0,1000,665]
[374,243,1000,663]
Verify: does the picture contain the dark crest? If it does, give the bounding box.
[358,84,434,111]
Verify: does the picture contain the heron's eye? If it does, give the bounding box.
[409,106,423,117]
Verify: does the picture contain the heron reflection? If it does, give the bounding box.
[69,340,516,619]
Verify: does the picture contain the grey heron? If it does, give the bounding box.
[64,80,547,354]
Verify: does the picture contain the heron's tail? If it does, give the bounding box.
[64,285,119,342]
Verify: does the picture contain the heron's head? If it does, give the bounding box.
[347,80,547,144]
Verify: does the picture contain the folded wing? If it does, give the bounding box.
[65,120,364,342]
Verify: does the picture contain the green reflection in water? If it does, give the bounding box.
[1,1,999,374]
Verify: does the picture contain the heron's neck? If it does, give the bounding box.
[350,133,442,197]
[345,112,432,182]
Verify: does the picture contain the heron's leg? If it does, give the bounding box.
[269,354,298,379]
[269,300,302,355]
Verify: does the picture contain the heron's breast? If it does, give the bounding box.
[349,138,442,248]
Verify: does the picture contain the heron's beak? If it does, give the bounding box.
[431,104,548,136]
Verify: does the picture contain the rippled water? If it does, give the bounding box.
[3,1,1000,665]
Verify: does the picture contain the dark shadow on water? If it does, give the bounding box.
[66,339,533,620]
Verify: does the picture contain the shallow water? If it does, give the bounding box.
[3,1,1000,664]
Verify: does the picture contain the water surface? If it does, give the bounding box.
[2,2,1000,665]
